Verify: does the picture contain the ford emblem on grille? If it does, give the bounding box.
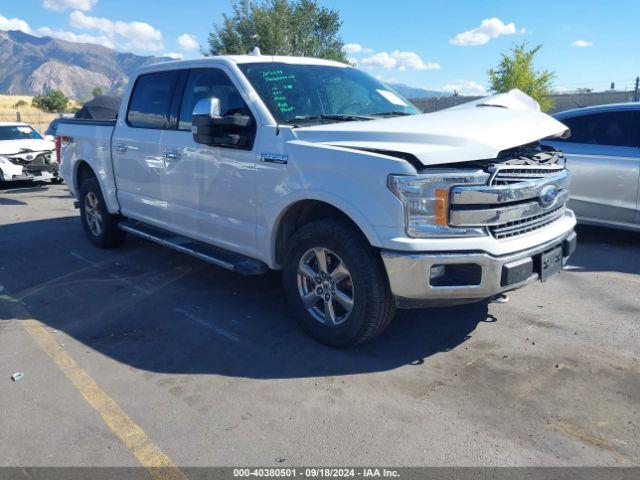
[539,184,559,208]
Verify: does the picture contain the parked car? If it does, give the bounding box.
[0,122,60,183]
[545,103,640,231]
[45,114,74,140]
[44,118,62,139]
[57,56,577,347]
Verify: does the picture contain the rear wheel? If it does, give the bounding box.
[79,176,126,248]
[283,218,395,348]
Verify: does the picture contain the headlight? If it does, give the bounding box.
[388,170,489,238]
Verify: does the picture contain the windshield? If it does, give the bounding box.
[238,62,420,125]
[0,125,43,141]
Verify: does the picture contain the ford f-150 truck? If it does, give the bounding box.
[58,56,577,347]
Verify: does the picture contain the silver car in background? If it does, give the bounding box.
[544,103,640,231]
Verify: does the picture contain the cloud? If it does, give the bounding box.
[0,13,31,32]
[177,33,198,51]
[450,18,523,46]
[441,80,487,95]
[36,26,113,48]
[0,12,115,48]
[347,57,358,67]
[163,52,184,60]
[0,11,119,50]
[572,40,593,47]
[42,0,98,12]
[361,50,440,71]
[70,10,164,51]
[342,43,373,54]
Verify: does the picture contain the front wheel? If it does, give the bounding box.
[79,176,126,248]
[283,218,396,348]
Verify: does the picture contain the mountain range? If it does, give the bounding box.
[0,30,170,100]
[0,29,448,101]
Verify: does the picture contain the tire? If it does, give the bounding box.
[283,218,396,348]
[79,176,126,248]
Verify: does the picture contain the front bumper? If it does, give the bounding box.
[381,230,577,308]
[0,151,59,182]
[0,165,58,182]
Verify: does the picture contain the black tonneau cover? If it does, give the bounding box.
[75,96,121,121]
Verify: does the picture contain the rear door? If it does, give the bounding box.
[112,70,180,228]
[160,67,259,257]
[548,109,640,224]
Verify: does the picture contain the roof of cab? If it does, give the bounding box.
[138,55,350,74]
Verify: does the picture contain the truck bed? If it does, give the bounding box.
[57,118,118,213]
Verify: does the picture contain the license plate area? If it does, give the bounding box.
[538,246,563,282]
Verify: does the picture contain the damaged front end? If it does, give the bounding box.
[0,149,59,182]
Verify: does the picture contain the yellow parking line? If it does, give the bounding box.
[3,298,189,480]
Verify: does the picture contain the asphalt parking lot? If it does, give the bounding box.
[1,182,638,468]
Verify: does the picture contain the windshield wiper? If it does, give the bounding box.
[371,110,414,117]
[291,113,374,125]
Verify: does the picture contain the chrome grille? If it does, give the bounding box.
[449,167,570,240]
[489,205,566,239]
[489,165,565,185]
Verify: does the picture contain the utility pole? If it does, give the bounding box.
[634,77,639,102]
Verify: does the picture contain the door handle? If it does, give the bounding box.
[114,143,128,153]
[162,150,182,161]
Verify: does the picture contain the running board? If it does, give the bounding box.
[119,220,268,275]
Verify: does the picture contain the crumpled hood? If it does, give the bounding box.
[0,139,55,157]
[292,90,568,166]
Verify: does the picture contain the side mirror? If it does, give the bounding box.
[192,97,252,147]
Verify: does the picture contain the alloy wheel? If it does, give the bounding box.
[84,191,103,237]
[296,247,354,326]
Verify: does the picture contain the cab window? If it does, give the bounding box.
[127,71,180,129]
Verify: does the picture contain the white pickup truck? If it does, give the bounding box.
[58,56,577,347]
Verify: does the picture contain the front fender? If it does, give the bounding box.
[256,140,416,268]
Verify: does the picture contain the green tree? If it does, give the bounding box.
[12,100,28,109]
[92,87,104,97]
[207,0,347,62]
[32,91,69,113]
[488,43,555,112]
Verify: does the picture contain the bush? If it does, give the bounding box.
[32,91,70,113]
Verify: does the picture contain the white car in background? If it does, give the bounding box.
[0,122,60,183]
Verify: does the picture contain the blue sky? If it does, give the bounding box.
[1,0,639,94]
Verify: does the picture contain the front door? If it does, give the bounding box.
[160,67,259,258]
